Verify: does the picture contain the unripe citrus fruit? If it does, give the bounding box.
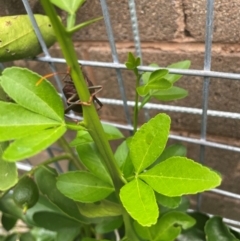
[13,176,39,212]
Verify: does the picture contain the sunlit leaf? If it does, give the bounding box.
[120,179,158,227]
[129,113,171,173]
[139,157,221,196]
[3,125,66,161]
[1,67,64,122]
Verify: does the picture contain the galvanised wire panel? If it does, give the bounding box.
[2,0,240,228]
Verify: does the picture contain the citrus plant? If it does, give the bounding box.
[0,0,236,240]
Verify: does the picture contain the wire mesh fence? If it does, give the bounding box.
[1,0,240,229]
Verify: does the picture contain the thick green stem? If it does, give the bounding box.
[41,0,124,192]
[133,74,141,134]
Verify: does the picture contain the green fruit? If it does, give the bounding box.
[13,176,39,212]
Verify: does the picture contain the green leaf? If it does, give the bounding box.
[70,123,124,147]
[1,213,18,231]
[119,179,158,227]
[20,232,36,241]
[0,15,56,62]
[155,193,181,209]
[114,140,134,178]
[179,212,209,241]
[125,52,140,70]
[3,125,66,161]
[56,171,114,203]
[1,67,64,122]
[133,211,195,241]
[95,217,123,234]
[165,60,191,84]
[142,64,159,84]
[4,233,18,241]
[31,228,56,241]
[0,142,17,190]
[56,227,80,241]
[130,113,171,173]
[77,199,122,218]
[149,69,169,82]
[0,102,61,141]
[150,143,187,168]
[33,212,80,231]
[34,166,90,224]
[139,157,221,196]
[24,195,65,226]
[50,0,85,14]
[0,192,25,220]
[151,86,188,101]
[205,216,239,241]
[76,143,112,184]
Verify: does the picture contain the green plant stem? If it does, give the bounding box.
[41,0,125,191]
[122,210,139,241]
[133,74,141,134]
[58,137,85,170]
[66,13,76,29]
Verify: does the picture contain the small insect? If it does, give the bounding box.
[37,66,103,115]
[62,70,103,114]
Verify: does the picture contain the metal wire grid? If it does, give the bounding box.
[2,0,240,228]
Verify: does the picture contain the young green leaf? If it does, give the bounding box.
[1,67,64,122]
[165,60,191,84]
[56,171,114,203]
[78,200,122,218]
[0,15,56,62]
[119,178,158,227]
[50,0,86,14]
[151,86,188,101]
[205,216,239,241]
[130,113,171,173]
[34,166,90,224]
[125,52,140,70]
[0,102,61,141]
[3,126,66,162]
[149,69,169,82]
[0,142,17,191]
[139,156,221,196]
[76,143,112,184]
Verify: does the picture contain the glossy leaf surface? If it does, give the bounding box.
[120,179,158,227]
[3,126,66,161]
[1,67,64,122]
[140,157,221,196]
[56,171,114,203]
[130,113,170,173]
